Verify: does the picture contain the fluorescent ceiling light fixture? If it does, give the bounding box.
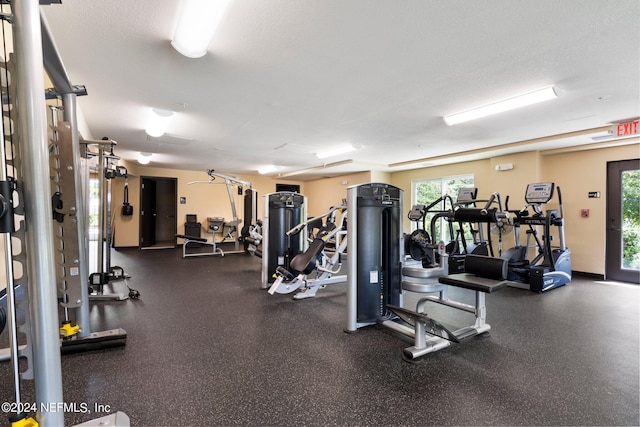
[443,86,559,126]
[138,152,152,165]
[145,108,174,137]
[171,0,233,58]
[258,165,279,175]
[278,160,354,178]
[316,143,358,159]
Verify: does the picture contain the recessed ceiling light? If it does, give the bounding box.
[145,108,174,137]
[138,152,153,165]
[316,143,358,159]
[257,165,279,175]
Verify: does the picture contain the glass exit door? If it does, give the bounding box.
[606,159,640,283]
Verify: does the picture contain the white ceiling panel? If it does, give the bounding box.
[40,0,640,179]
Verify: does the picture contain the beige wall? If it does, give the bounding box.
[390,158,493,231]
[113,168,381,246]
[303,171,372,216]
[392,152,541,214]
[112,164,305,246]
[487,151,542,205]
[370,170,391,184]
[103,140,640,276]
[541,142,640,275]
[390,142,639,275]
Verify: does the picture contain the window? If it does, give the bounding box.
[412,175,474,242]
[88,177,100,241]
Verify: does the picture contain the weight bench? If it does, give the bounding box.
[176,234,224,258]
[386,254,508,361]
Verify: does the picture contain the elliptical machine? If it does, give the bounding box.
[503,182,571,292]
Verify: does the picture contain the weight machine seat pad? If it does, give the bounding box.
[464,254,508,280]
[290,238,326,274]
[175,234,208,243]
[438,274,508,293]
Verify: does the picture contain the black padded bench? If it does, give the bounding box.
[439,274,508,293]
[386,254,509,361]
[438,254,509,292]
[176,234,224,258]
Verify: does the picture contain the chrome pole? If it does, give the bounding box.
[12,0,65,424]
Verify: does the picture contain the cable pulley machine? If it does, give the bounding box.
[182,169,259,257]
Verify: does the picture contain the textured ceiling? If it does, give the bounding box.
[41,0,640,179]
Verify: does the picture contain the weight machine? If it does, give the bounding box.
[346,183,511,362]
[260,192,306,289]
[49,114,131,350]
[180,169,258,257]
[0,3,129,425]
[402,188,482,302]
[404,188,488,269]
[404,194,455,266]
[77,137,137,301]
[268,202,347,299]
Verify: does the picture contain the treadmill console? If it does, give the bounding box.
[525,182,555,204]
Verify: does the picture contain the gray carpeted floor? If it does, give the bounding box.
[1,246,639,426]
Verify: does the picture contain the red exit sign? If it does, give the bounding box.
[617,120,639,136]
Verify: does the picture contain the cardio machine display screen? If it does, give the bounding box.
[525,182,554,204]
[456,188,477,204]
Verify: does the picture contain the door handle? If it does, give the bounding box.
[608,218,620,231]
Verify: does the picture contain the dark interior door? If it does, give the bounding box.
[606,159,640,283]
[155,178,177,244]
[140,177,157,247]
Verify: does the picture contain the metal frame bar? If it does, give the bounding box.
[0,55,22,417]
[13,1,64,424]
[397,290,491,360]
[60,93,92,337]
[269,207,348,298]
[182,238,224,258]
